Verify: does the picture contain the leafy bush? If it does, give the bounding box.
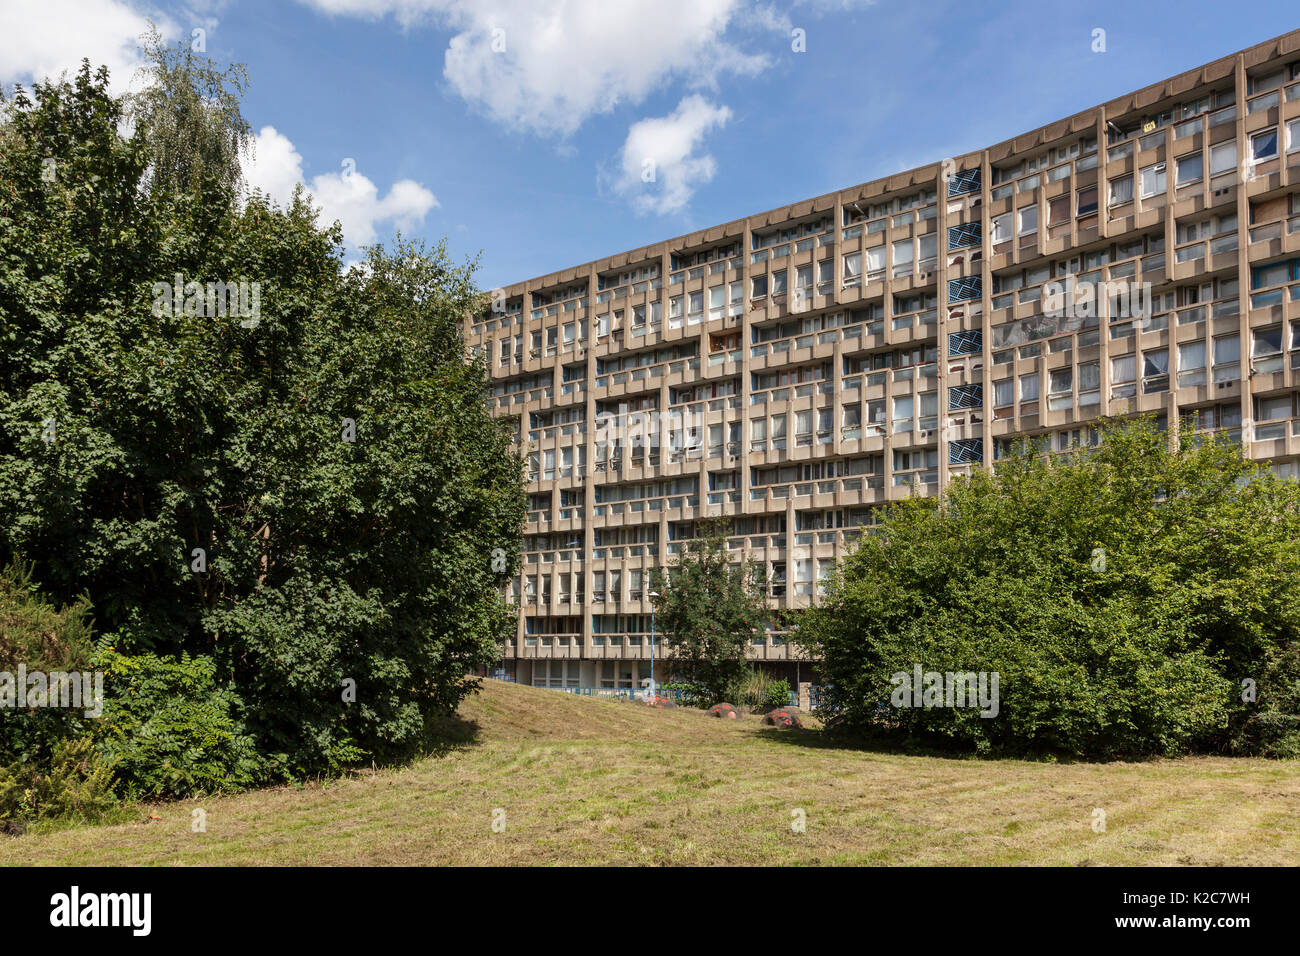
[805,418,1300,758]
[93,649,264,798]
[0,737,118,828]
[764,678,792,712]
[0,560,120,826]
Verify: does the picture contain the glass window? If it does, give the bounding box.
[1214,334,1240,364]
[1209,141,1236,175]
[1018,205,1038,234]
[991,213,1013,243]
[1140,163,1166,197]
[1175,153,1203,185]
[1251,128,1278,161]
[1019,373,1039,401]
[1077,186,1098,216]
[994,379,1014,407]
[1109,176,1133,205]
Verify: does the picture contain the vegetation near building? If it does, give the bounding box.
[805,417,1300,759]
[0,44,524,819]
[650,520,769,705]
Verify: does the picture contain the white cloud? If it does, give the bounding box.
[0,0,175,94]
[243,126,439,250]
[609,95,731,215]
[299,0,766,136]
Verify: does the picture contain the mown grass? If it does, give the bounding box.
[6,680,1299,865]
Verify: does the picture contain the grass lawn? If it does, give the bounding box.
[7,679,1300,866]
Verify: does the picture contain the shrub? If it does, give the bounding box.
[0,737,118,827]
[0,560,120,826]
[805,418,1300,758]
[93,649,264,798]
[764,678,792,712]
[725,669,790,713]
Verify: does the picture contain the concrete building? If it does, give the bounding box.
[464,29,1300,693]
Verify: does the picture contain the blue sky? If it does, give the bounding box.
[3,1,1297,289]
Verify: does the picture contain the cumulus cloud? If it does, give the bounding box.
[609,95,732,215]
[0,0,175,94]
[243,126,439,250]
[299,0,765,136]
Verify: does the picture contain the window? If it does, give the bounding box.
[1139,163,1166,198]
[1109,176,1133,205]
[1178,341,1206,387]
[772,270,787,295]
[1019,373,1039,402]
[1018,205,1038,235]
[1049,195,1071,225]
[708,285,725,320]
[1111,354,1136,383]
[1253,325,1283,356]
[771,413,787,449]
[795,410,812,446]
[1213,333,1240,382]
[892,239,914,277]
[1251,129,1278,162]
[751,274,768,299]
[1175,153,1203,185]
[1048,368,1072,411]
[842,252,861,286]
[918,233,938,267]
[1077,186,1098,216]
[1258,395,1293,421]
[991,212,1013,244]
[1209,141,1236,175]
[1078,362,1101,404]
[865,246,885,279]
[1142,348,1169,392]
[892,396,913,433]
[1289,118,1300,154]
[994,379,1014,408]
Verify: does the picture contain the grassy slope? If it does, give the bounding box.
[7,679,1300,866]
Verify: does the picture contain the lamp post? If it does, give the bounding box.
[648,590,661,700]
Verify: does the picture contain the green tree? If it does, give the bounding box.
[650,520,768,705]
[127,26,252,199]
[804,417,1300,758]
[0,61,525,781]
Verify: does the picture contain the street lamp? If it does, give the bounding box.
[648,590,661,699]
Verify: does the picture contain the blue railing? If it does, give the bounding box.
[948,383,982,410]
[947,221,980,249]
[947,168,980,197]
[948,328,982,356]
[948,275,981,302]
[949,438,984,465]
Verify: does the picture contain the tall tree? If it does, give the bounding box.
[650,520,768,704]
[0,61,525,779]
[127,25,252,198]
